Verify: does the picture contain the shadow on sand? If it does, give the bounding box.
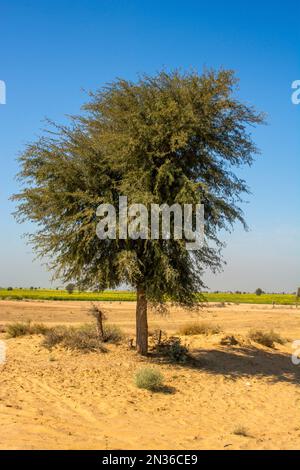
[151,345,300,386]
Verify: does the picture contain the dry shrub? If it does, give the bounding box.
[233,425,251,437]
[220,335,239,346]
[42,324,103,352]
[248,329,286,348]
[135,368,164,391]
[179,321,221,336]
[149,329,167,345]
[42,323,123,352]
[155,336,189,363]
[6,321,49,338]
[102,324,124,343]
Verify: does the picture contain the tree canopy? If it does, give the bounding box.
[13,69,264,354]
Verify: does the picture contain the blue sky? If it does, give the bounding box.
[0,0,299,291]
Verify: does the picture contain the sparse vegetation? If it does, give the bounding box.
[179,321,221,336]
[41,323,124,352]
[248,329,286,348]
[42,324,105,352]
[102,324,124,343]
[155,337,189,363]
[149,329,167,345]
[6,321,49,338]
[134,368,164,391]
[220,335,239,346]
[233,425,251,437]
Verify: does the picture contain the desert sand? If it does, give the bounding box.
[1,300,300,450]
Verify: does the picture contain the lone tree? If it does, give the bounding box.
[65,283,76,295]
[13,70,264,355]
[255,288,264,296]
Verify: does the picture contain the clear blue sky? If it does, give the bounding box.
[0,0,299,292]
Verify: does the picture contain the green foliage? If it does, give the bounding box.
[66,283,76,294]
[248,329,286,348]
[134,368,164,391]
[255,288,264,296]
[0,289,297,305]
[155,336,189,363]
[13,69,264,309]
[179,321,221,336]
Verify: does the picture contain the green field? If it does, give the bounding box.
[0,289,298,305]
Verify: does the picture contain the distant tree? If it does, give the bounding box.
[13,69,264,355]
[66,283,76,295]
[7,287,13,291]
[297,288,300,298]
[255,288,264,296]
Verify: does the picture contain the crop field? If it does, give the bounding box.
[0,288,298,305]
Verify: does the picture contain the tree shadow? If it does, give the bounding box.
[150,345,300,385]
[187,345,300,385]
[154,384,177,394]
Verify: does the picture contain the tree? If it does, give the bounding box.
[13,69,264,355]
[255,288,264,296]
[66,283,75,294]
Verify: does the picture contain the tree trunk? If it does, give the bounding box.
[95,309,104,343]
[136,286,148,355]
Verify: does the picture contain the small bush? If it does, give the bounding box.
[233,425,251,437]
[102,324,124,343]
[135,368,164,391]
[42,324,106,352]
[179,321,221,336]
[6,321,49,338]
[248,329,286,348]
[155,337,189,363]
[6,322,30,338]
[31,323,49,335]
[149,329,167,345]
[220,335,239,346]
[41,323,123,352]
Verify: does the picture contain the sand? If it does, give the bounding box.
[1,299,300,450]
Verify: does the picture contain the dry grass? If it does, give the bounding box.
[178,321,221,336]
[248,329,286,348]
[220,334,240,346]
[41,323,124,352]
[6,321,49,338]
[233,425,252,437]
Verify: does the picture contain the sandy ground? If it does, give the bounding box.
[1,299,300,450]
